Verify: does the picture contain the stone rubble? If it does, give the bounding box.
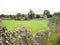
[34,30,49,45]
[0,26,38,45]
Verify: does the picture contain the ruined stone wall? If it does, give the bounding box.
[0,26,50,45]
[48,17,60,32]
[0,26,38,45]
[34,30,49,45]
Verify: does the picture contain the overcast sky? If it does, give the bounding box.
[0,0,60,15]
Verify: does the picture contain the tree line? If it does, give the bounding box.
[0,9,59,20]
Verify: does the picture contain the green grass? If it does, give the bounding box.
[49,31,60,45]
[2,19,48,34]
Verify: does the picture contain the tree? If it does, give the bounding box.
[15,13,21,20]
[9,15,13,18]
[21,14,28,20]
[36,14,40,18]
[53,12,57,15]
[53,12,60,17]
[28,9,35,19]
[53,12,58,17]
[0,14,5,18]
[22,14,25,17]
[16,13,21,17]
[57,12,60,17]
[43,10,50,18]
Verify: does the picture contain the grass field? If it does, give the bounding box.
[2,19,48,34]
